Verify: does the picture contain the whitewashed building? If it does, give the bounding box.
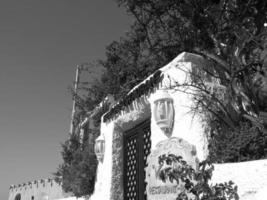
[87,52,267,200]
[10,52,267,200]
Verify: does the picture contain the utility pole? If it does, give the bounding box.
[69,65,81,135]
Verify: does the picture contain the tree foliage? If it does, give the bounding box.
[102,0,267,97]
[54,133,98,198]
[69,62,107,133]
[208,121,267,162]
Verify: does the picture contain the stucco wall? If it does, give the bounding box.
[90,120,114,200]
[212,159,267,200]
[9,179,64,200]
[148,53,209,161]
[149,88,208,160]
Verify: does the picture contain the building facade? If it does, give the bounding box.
[89,52,209,200]
[88,52,267,200]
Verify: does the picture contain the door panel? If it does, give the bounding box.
[124,120,151,200]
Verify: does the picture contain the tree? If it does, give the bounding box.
[54,132,98,198]
[54,62,112,197]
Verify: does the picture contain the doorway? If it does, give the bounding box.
[123,119,151,200]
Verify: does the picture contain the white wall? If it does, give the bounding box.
[149,53,208,161]
[149,89,208,161]
[212,159,267,200]
[89,120,114,200]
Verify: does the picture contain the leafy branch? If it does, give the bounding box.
[157,154,239,200]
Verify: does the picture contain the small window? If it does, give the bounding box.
[31,196,34,200]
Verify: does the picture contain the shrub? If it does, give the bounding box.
[54,133,98,197]
[158,154,239,200]
[208,121,267,163]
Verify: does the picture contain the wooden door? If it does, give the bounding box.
[123,119,151,200]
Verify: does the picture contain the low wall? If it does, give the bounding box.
[212,159,267,200]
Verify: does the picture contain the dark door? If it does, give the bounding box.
[123,119,151,200]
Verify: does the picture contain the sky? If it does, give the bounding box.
[0,1,131,199]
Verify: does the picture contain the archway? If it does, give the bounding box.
[14,193,21,200]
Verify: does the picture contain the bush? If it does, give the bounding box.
[54,133,98,197]
[158,154,239,200]
[208,121,267,163]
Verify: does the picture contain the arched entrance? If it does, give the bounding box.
[14,193,21,200]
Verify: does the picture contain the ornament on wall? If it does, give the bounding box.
[145,138,199,200]
[153,90,174,137]
[94,132,105,162]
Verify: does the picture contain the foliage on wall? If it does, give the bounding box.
[103,71,162,122]
[110,128,124,200]
[111,109,150,200]
[158,154,239,200]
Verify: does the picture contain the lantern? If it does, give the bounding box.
[94,133,105,162]
[153,90,174,137]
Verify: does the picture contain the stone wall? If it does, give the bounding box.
[9,179,65,200]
